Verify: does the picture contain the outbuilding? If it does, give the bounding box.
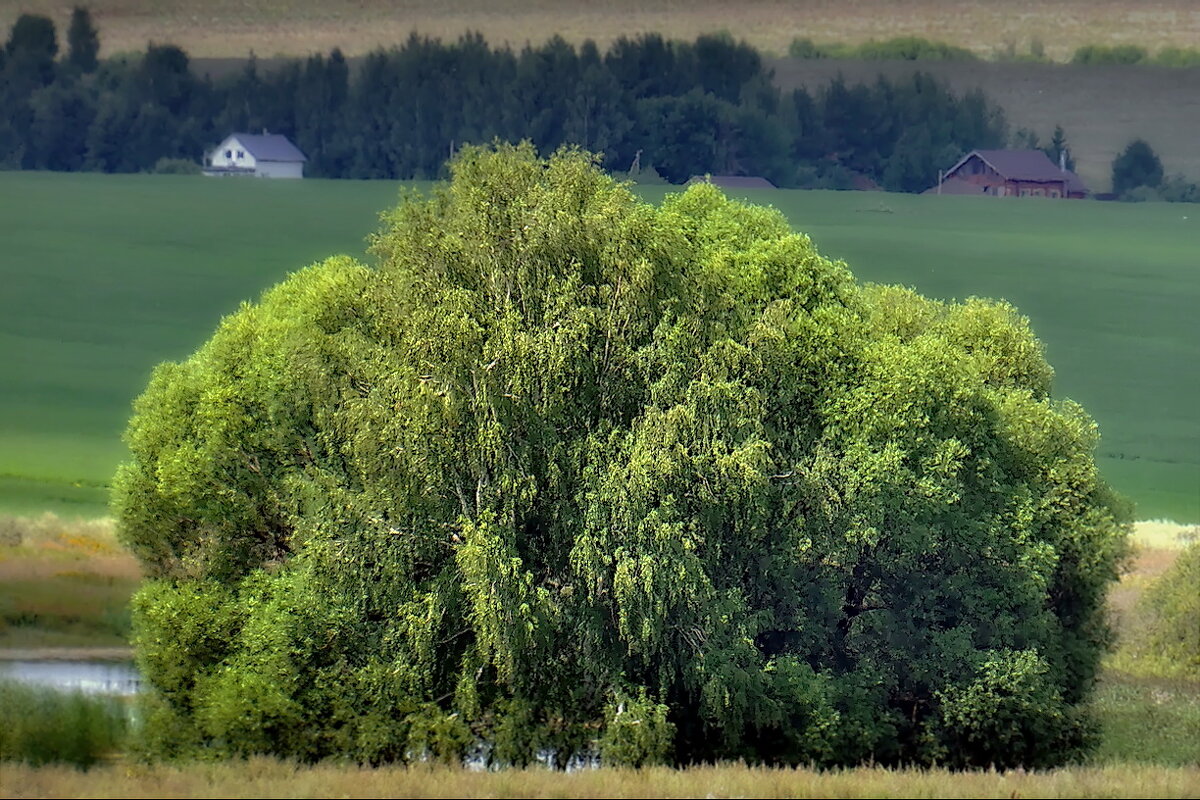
[932,149,1087,198]
[204,133,307,179]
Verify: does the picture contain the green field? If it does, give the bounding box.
[1,172,1196,522]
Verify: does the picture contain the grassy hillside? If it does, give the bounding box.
[0,172,1196,521]
[3,0,1198,61]
[0,173,407,517]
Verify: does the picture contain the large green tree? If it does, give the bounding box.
[117,144,1128,768]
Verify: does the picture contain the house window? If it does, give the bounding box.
[224,150,232,159]
[236,150,244,159]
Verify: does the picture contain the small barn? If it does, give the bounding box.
[687,175,777,190]
[933,149,1087,198]
[204,133,307,179]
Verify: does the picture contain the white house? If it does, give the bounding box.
[204,133,307,178]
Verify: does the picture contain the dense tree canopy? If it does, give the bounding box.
[117,145,1128,768]
[1,20,1007,188]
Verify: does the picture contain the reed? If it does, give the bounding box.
[0,680,128,769]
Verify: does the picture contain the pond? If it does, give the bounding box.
[0,659,142,696]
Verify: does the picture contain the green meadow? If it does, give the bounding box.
[1,172,1196,522]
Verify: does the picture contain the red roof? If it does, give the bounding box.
[947,149,1088,195]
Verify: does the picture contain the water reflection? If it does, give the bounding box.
[0,660,141,696]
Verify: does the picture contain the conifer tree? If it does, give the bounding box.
[67,6,99,73]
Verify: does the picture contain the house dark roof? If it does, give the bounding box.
[687,175,776,189]
[947,149,1087,194]
[229,133,307,162]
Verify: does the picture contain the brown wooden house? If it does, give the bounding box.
[931,149,1088,198]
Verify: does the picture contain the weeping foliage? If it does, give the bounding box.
[116,143,1129,768]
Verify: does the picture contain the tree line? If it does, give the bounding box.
[1,9,1012,191]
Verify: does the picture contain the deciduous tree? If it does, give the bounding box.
[118,144,1128,768]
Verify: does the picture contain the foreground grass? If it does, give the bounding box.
[2,760,1197,799]
[2,174,1196,522]
[0,515,138,649]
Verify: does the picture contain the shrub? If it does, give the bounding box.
[1153,47,1200,67]
[1158,175,1200,204]
[788,36,976,62]
[1141,543,1200,677]
[1071,45,1149,65]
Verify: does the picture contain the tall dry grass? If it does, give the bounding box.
[3,759,1198,798]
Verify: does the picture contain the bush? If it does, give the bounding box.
[1158,175,1200,204]
[116,144,1129,768]
[0,681,128,767]
[788,36,976,62]
[1112,139,1164,198]
[599,689,676,767]
[1122,186,1163,203]
[1071,45,1149,65]
[1153,47,1200,67]
[1141,544,1200,677]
